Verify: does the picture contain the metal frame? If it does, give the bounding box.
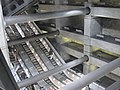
[17,55,88,88]
[1,1,120,90]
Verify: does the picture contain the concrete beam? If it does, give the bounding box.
[91,38,120,54]
[91,7,120,19]
[60,30,84,43]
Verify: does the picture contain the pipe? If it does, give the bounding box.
[5,8,90,25]
[61,57,120,90]
[8,31,59,46]
[17,55,88,88]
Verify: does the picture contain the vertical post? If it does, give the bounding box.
[0,0,11,68]
[54,0,70,61]
[83,3,102,74]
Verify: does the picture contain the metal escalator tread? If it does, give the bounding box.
[35,36,73,82]
[5,25,30,83]
[35,64,40,68]
[36,67,42,70]
[5,5,74,88]
[22,43,44,74]
[38,69,43,72]
[25,50,31,53]
[32,60,37,63]
[37,67,42,70]
[62,72,73,81]
[18,25,59,89]
[32,61,38,64]
[44,78,58,90]
[29,55,35,58]
[30,57,36,60]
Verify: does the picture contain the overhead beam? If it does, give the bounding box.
[61,57,120,90]
[7,30,59,46]
[5,8,90,26]
[17,55,88,88]
[106,80,120,90]
[38,4,81,12]
[91,7,120,19]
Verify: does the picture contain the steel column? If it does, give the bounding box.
[8,30,59,46]
[61,57,120,90]
[17,55,88,88]
[5,8,90,26]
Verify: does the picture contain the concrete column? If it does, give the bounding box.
[55,0,70,61]
[0,1,11,68]
[84,16,102,55]
[83,63,90,74]
[83,62,97,74]
[83,15,102,74]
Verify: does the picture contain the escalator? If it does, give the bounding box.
[3,0,81,89]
